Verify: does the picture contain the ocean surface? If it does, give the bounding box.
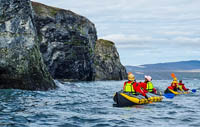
[0,80,200,127]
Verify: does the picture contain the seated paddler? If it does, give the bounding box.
[164,83,177,94]
[164,77,181,94]
[123,72,148,99]
[140,75,157,94]
[178,80,189,91]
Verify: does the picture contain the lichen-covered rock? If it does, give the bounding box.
[32,2,97,81]
[94,39,127,80]
[0,0,56,90]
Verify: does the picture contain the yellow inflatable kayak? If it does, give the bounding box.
[166,89,190,95]
[113,90,163,107]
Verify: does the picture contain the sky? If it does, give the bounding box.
[32,0,200,66]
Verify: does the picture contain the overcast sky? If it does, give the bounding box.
[32,0,200,66]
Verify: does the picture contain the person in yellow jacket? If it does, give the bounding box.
[165,76,184,95]
[172,77,185,92]
[178,80,189,91]
[171,77,178,91]
[171,73,184,92]
[123,72,148,98]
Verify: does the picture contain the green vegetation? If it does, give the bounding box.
[97,39,114,47]
[78,25,87,35]
[64,40,83,46]
[102,54,111,61]
[0,32,30,37]
[94,61,99,66]
[32,2,60,17]
[0,48,8,56]
[73,40,82,46]
[64,42,70,45]
[104,54,111,59]
[32,2,44,15]
[38,33,43,43]
[50,8,58,16]
[71,51,77,58]
[89,47,93,55]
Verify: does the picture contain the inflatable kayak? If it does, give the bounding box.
[164,89,190,95]
[113,90,163,107]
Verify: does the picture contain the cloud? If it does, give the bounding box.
[101,34,153,43]
[100,33,200,53]
[173,37,200,43]
[162,31,194,36]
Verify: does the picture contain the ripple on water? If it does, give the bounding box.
[0,80,199,127]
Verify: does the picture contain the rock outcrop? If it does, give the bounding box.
[0,0,56,90]
[32,2,97,81]
[94,39,127,80]
[32,2,127,81]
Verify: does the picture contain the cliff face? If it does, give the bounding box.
[0,0,56,90]
[0,0,126,91]
[32,2,97,81]
[94,39,127,80]
[32,2,127,81]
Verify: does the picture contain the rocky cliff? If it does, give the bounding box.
[31,2,127,81]
[94,39,127,80]
[0,0,56,90]
[32,2,97,81]
[0,0,126,91]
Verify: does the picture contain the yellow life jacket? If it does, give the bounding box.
[147,82,154,92]
[178,84,182,89]
[124,81,135,93]
[178,84,183,91]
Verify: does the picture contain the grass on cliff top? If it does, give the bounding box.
[31,1,82,18]
[32,2,60,17]
[97,39,115,47]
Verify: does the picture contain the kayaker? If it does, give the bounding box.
[165,73,183,94]
[123,72,148,99]
[171,73,187,92]
[178,80,189,91]
[164,83,177,94]
[171,77,178,91]
[140,75,157,94]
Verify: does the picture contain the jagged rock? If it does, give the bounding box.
[0,0,56,90]
[94,39,127,80]
[32,2,97,81]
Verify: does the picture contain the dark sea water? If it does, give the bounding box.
[0,80,200,127]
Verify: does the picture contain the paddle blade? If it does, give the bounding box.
[164,93,175,99]
[192,89,197,93]
[171,73,176,78]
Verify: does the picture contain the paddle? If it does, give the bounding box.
[191,89,197,93]
[164,93,175,99]
[171,73,176,78]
